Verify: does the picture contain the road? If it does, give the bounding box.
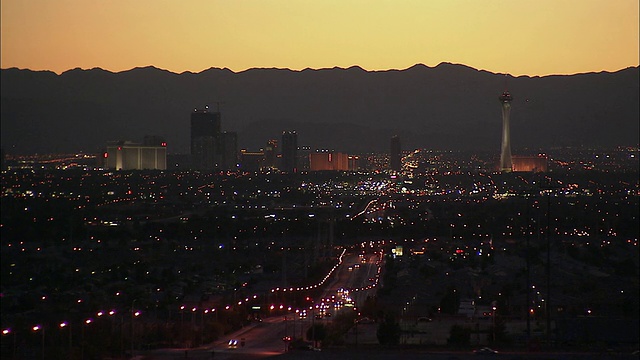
[138,248,383,359]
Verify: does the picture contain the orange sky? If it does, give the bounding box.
[1,0,638,76]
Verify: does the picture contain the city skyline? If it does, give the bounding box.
[1,1,638,76]
[2,64,637,155]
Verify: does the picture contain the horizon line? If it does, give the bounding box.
[2,62,638,78]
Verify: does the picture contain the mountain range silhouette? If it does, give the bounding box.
[1,63,638,155]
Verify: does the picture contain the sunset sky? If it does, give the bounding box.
[1,0,638,76]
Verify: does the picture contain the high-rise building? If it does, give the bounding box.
[239,149,264,172]
[348,155,360,171]
[220,131,238,171]
[499,91,513,172]
[297,145,311,171]
[281,131,298,173]
[191,107,221,170]
[390,135,402,171]
[309,151,349,171]
[104,139,167,170]
[264,139,278,169]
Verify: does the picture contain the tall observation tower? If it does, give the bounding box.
[499,91,513,172]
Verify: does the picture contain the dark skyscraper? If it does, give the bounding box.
[264,139,278,169]
[390,135,401,171]
[190,107,221,170]
[281,131,298,173]
[499,91,513,172]
[220,131,238,170]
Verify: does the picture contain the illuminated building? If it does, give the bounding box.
[366,153,388,171]
[281,131,298,173]
[297,145,311,171]
[104,138,167,170]
[390,135,401,171]
[240,149,264,172]
[512,155,548,172]
[348,155,360,171]
[309,151,349,171]
[191,107,221,170]
[264,139,278,169]
[499,91,513,172]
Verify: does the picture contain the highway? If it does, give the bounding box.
[139,249,383,359]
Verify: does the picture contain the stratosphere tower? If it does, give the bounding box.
[499,91,513,172]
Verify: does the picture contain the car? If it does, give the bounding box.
[473,347,498,355]
[228,339,238,349]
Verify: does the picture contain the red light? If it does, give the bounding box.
[161,142,167,147]
[103,152,108,158]
[117,147,122,151]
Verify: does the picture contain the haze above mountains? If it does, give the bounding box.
[1,63,638,155]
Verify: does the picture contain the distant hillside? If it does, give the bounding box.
[1,63,638,154]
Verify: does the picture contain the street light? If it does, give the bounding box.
[105,310,117,336]
[492,304,497,343]
[33,325,45,360]
[82,319,93,360]
[60,322,72,359]
[2,328,16,359]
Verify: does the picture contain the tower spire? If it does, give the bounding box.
[499,91,513,172]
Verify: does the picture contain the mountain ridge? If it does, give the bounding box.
[1,63,638,154]
[5,62,637,77]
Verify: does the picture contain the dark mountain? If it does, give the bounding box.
[1,63,638,154]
